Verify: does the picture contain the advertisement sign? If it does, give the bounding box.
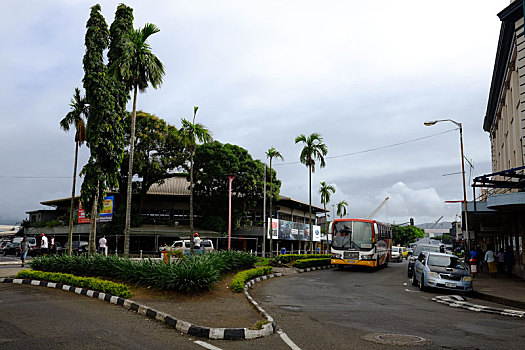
[267,218,320,242]
[78,196,114,223]
[267,219,279,239]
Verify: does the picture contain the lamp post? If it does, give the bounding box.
[227,175,235,251]
[424,119,470,252]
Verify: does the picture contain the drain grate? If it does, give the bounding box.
[362,333,431,346]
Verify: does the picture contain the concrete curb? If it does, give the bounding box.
[296,264,336,273]
[0,275,280,340]
[470,290,525,311]
[432,295,525,318]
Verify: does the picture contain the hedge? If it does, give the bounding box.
[230,266,273,292]
[16,269,132,298]
[293,258,332,269]
[276,254,331,264]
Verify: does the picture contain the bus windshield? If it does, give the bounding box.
[332,221,373,249]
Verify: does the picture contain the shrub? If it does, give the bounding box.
[16,269,132,298]
[230,266,273,292]
[293,258,332,269]
[276,254,331,264]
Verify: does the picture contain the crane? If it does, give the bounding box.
[431,216,444,228]
[367,197,389,219]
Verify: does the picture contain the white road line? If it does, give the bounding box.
[194,340,223,350]
[278,329,302,350]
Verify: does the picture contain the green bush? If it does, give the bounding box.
[276,254,331,264]
[230,266,273,292]
[16,269,132,298]
[29,251,257,294]
[293,258,332,269]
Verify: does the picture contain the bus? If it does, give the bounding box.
[330,218,392,269]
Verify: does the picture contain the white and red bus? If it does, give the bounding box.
[330,218,392,269]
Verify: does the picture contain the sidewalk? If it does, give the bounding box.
[471,268,525,310]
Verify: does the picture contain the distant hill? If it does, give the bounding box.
[416,222,454,230]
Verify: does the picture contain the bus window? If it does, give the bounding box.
[353,221,373,248]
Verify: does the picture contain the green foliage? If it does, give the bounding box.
[193,141,280,232]
[230,266,273,292]
[29,251,256,294]
[293,258,331,269]
[276,254,331,264]
[337,200,348,218]
[16,269,132,298]
[434,234,453,244]
[392,225,425,246]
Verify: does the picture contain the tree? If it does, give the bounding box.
[337,200,348,218]
[266,147,284,259]
[319,181,335,251]
[392,225,425,246]
[113,22,165,257]
[295,133,328,253]
[179,107,212,254]
[193,141,280,234]
[81,4,126,254]
[60,88,88,256]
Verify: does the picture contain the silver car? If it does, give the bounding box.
[412,252,472,292]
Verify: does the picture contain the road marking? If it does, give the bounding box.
[278,329,302,350]
[194,340,223,350]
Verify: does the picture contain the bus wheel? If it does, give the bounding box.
[384,256,389,268]
[337,265,345,271]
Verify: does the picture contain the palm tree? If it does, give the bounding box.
[113,23,165,257]
[295,133,328,253]
[337,200,349,218]
[60,88,88,256]
[319,181,335,252]
[266,147,284,259]
[179,106,213,254]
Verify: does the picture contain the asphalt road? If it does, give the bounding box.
[250,261,525,349]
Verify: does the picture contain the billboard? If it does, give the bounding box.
[78,196,114,223]
[267,218,320,242]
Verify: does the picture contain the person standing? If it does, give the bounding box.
[504,246,514,277]
[98,235,107,255]
[496,248,505,275]
[40,233,48,256]
[484,245,496,278]
[19,236,29,267]
[193,233,201,250]
[50,235,56,254]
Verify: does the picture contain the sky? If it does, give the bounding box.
[0,0,512,225]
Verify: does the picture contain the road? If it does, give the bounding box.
[250,260,525,349]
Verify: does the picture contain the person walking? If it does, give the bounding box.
[50,235,56,254]
[484,245,496,278]
[19,236,29,267]
[40,233,48,256]
[496,248,505,275]
[193,233,201,250]
[476,246,485,273]
[98,235,107,255]
[504,246,514,277]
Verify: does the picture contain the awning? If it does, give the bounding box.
[472,166,525,190]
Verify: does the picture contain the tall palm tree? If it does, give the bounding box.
[337,200,349,218]
[266,147,284,259]
[60,88,88,255]
[319,181,335,252]
[113,23,165,257]
[295,133,328,253]
[179,106,213,254]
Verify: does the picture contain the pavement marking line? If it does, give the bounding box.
[194,340,223,350]
[277,329,302,350]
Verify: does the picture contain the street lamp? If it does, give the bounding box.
[227,175,235,251]
[424,119,470,252]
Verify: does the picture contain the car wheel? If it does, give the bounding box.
[412,273,418,286]
[408,268,412,278]
[419,274,426,291]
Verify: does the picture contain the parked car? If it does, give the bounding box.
[0,240,11,252]
[171,239,215,254]
[407,244,443,278]
[400,246,408,259]
[64,241,89,254]
[411,251,472,292]
[3,242,21,256]
[391,246,403,262]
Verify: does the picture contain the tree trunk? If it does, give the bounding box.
[67,141,79,255]
[189,150,195,255]
[88,186,99,254]
[309,165,313,254]
[324,203,328,254]
[124,86,138,257]
[269,158,273,259]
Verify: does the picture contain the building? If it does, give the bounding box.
[475,0,525,278]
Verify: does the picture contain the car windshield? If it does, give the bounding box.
[392,247,400,252]
[428,255,466,270]
[332,221,372,249]
[413,245,441,256]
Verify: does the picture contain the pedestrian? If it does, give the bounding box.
[496,248,505,275]
[504,246,514,277]
[40,233,48,256]
[193,232,201,250]
[476,246,485,273]
[50,235,56,254]
[98,235,107,255]
[19,236,29,267]
[484,245,496,278]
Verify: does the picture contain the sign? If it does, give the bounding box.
[78,196,114,223]
[267,218,321,242]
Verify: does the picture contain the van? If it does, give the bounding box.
[171,239,215,253]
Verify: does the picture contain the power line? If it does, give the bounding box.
[275,128,458,166]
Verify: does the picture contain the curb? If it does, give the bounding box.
[470,290,525,311]
[432,295,525,318]
[296,264,335,273]
[0,275,280,340]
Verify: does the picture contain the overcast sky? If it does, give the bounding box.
[0,0,511,225]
